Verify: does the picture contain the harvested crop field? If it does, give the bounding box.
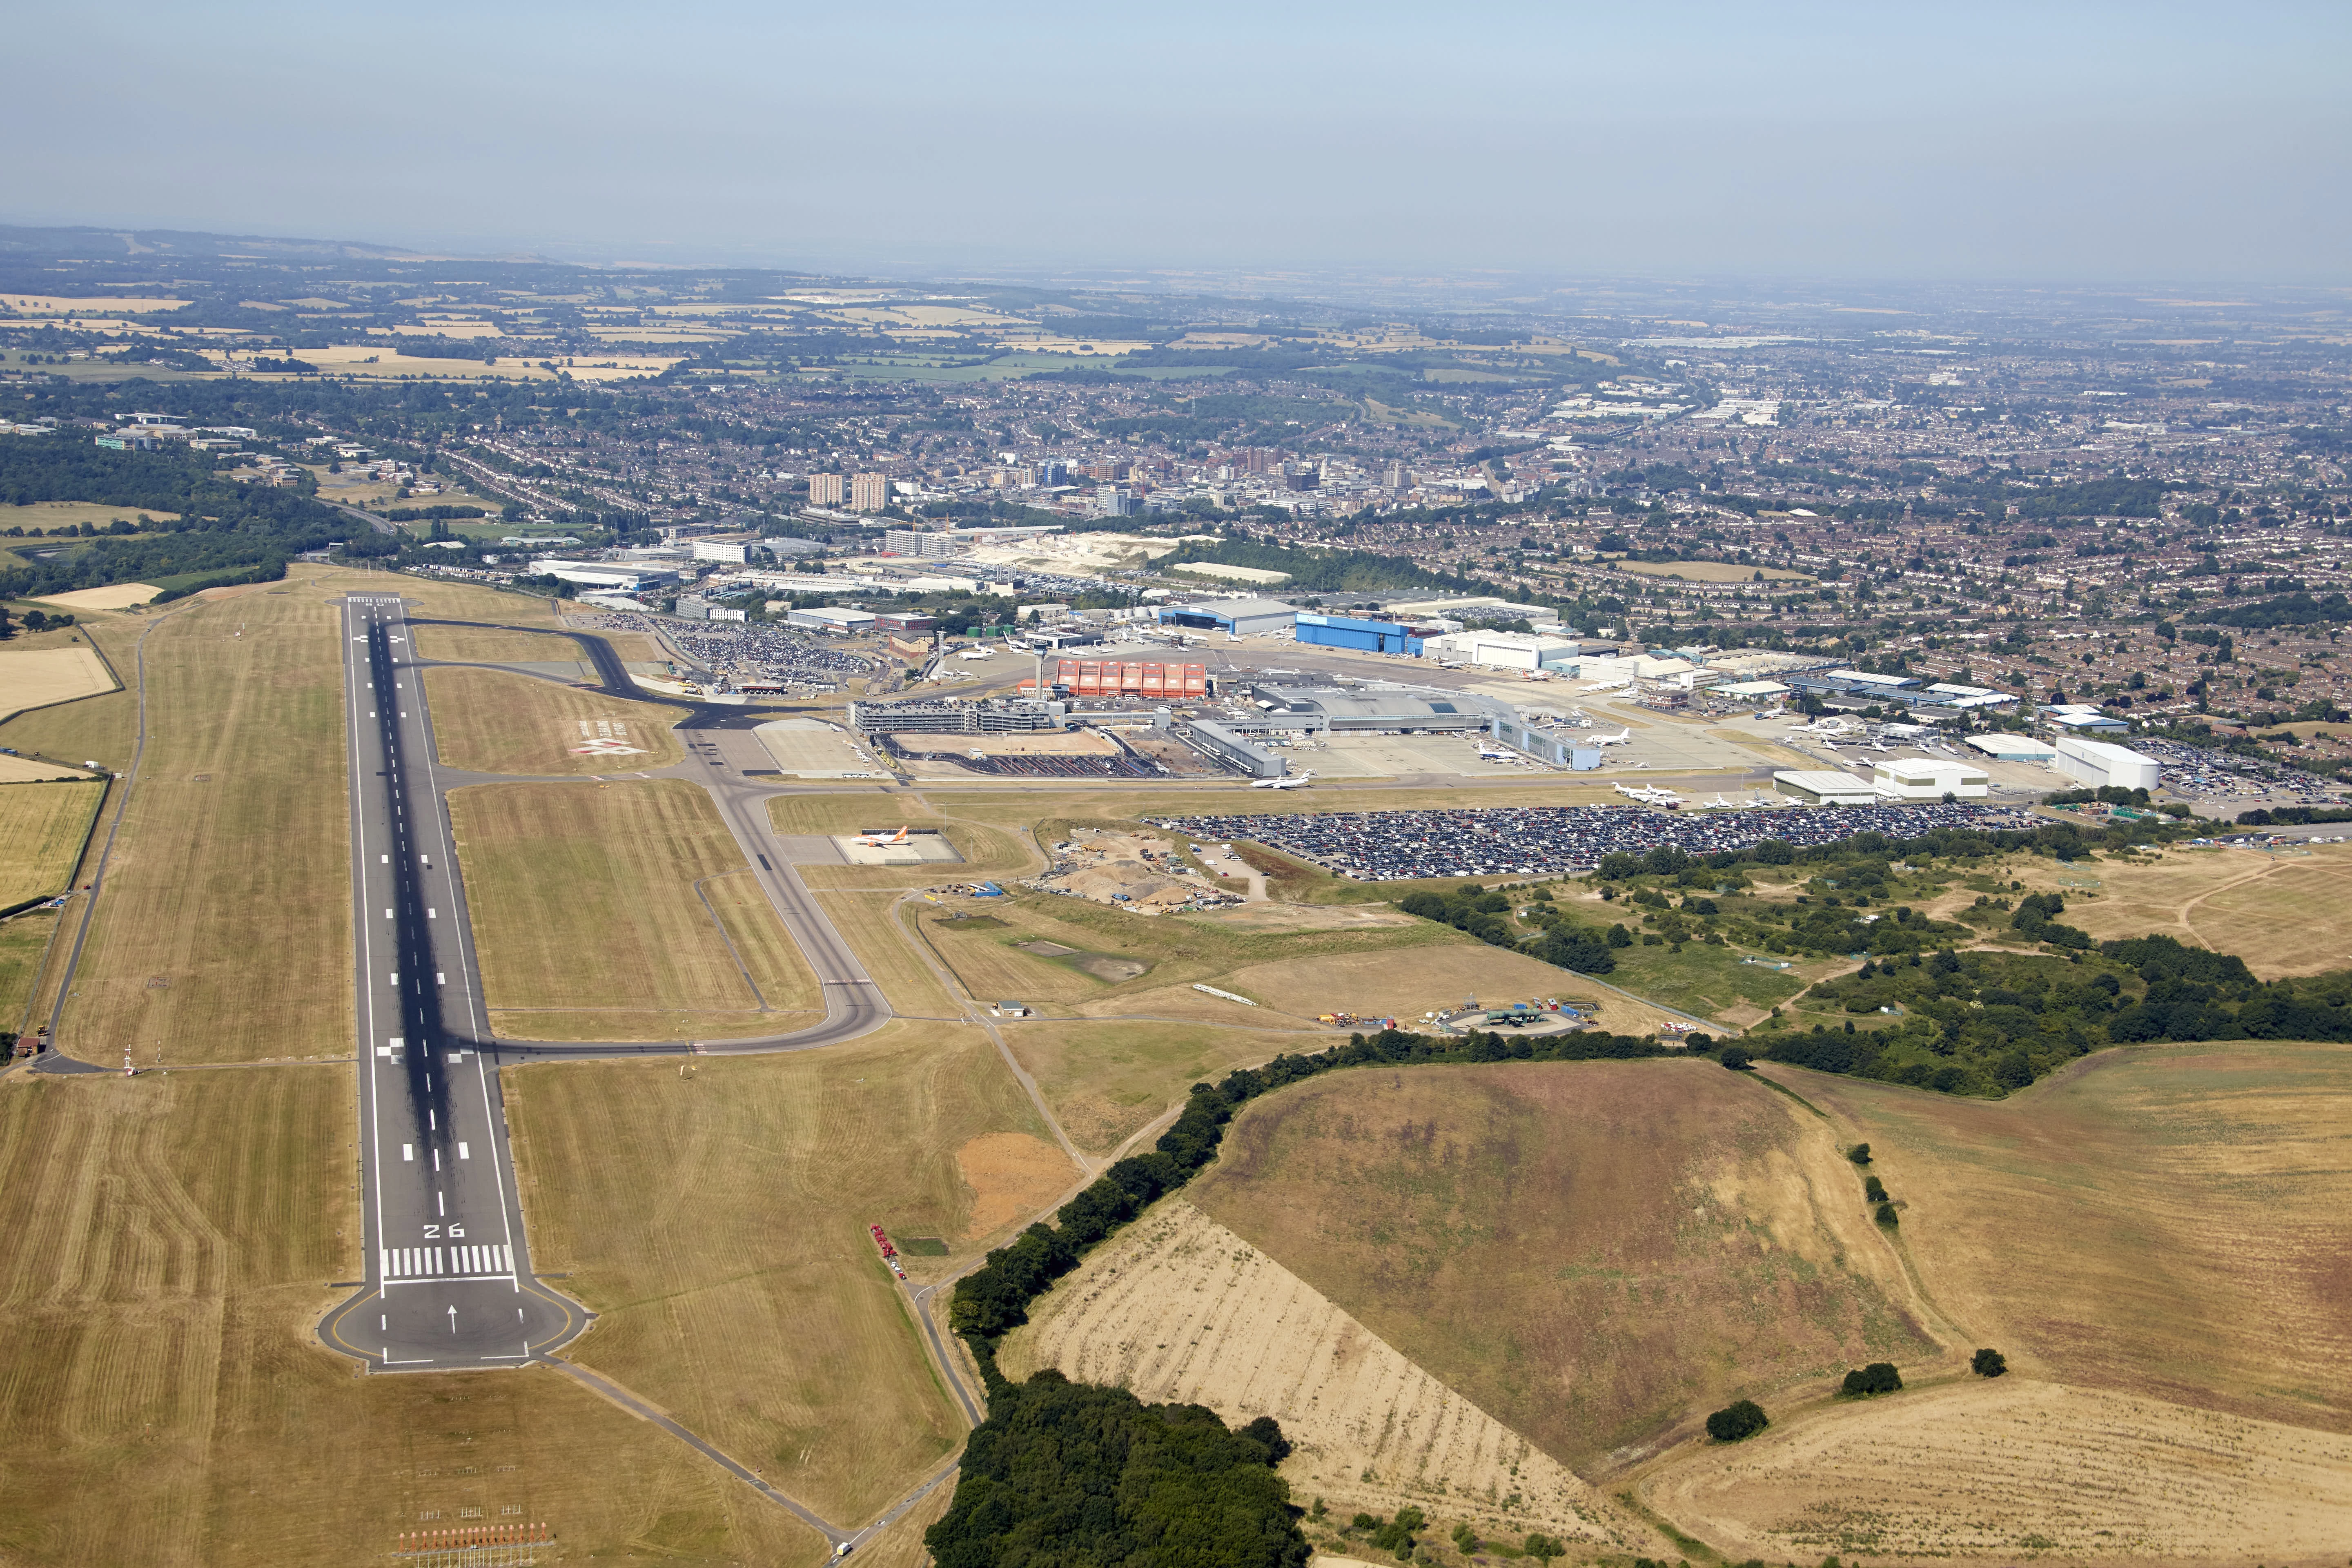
[504,1023,1067,1524]
[999,1200,1654,1556]
[2017,843,2352,977]
[1640,1377,2352,1562]
[0,1067,826,1568]
[0,780,102,907]
[31,583,160,610]
[0,644,116,721]
[449,780,819,1040]
[422,665,684,775]
[1775,1041,2352,1435]
[1189,1061,1933,1474]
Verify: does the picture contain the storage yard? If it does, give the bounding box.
[1149,801,2038,880]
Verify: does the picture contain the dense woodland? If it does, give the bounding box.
[0,441,343,598]
[924,1374,1308,1568]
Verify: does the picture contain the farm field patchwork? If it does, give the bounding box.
[1188,1060,1934,1474]
[448,779,819,1040]
[503,1022,1078,1524]
[0,779,104,907]
[0,1067,828,1568]
[422,666,685,775]
[0,909,60,1028]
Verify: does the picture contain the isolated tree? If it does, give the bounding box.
[1841,1362,1903,1396]
[1971,1348,2009,1378]
[1718,1045,1752,1071]
[1706,1399,1769,1441]
[1522,1532,1567,1563]
[1847,1142,1872,1164]
[1863,1175,1887,1203]
[1874,1200,1900,1227]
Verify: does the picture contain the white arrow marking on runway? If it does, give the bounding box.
[448,1305,459,1334]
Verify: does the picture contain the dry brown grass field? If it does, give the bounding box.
[56,587,352,1065]
[1189,1061,1933,1475]
[411,622,588,666]
[1779,1042,2352,1432]
[1639,1377,2352,1563]
[813,891,964,1017]
[423,666,686,775]
[1001,1200,1658,1558]
[0,780,104,907]
[503,1022,1079,1523]
[2016,842,2352,977]
[999,1020,1303,1155]
[448,780,818,1040]
[0,1067,827,1568]
[1608,1044,2352,1560]
[766,792,941,837]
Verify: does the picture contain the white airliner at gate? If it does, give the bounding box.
[383,1244,515,1281]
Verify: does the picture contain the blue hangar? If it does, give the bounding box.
[1291,612,1437,655]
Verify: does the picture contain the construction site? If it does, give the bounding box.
[1032,829,1243,913]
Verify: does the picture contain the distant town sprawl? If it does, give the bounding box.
[6,233,2352,802]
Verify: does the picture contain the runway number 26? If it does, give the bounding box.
[422,1224,466,1239]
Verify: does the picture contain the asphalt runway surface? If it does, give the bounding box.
[320,601,892,1374]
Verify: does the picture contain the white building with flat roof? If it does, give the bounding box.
[2055,736,2160,791]
[1873,757,1990,800]
[1773,770,1880,805]
[1967,733,2057,764]
[1420,629,1579,671]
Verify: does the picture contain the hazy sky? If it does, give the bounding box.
[8,1,2347,282]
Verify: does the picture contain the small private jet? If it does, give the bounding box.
[852,826,911,847]
[1250,771,1315,789]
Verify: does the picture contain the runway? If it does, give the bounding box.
[319,598,895,1373]
[319,595,584,1369]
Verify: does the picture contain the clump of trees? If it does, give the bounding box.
[1346,1506,1424,1560]
[1400,884,1614,974]
[1706,1399,1769,1441]
[1840,1362,1904,1397]
[922,1371,1309,1568]
[1972,1348,2008,1378]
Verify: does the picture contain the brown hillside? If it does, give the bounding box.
[1189,1060,1933,1474]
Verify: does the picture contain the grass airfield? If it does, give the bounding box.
[11,561,2352,1562]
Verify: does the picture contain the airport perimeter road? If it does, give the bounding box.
[320,596,586,1372]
